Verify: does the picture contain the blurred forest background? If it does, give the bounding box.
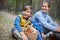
[0,0,60,20]
[0,0,60,40]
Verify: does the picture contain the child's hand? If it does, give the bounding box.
[42,33,46,39]
[20,32,28,40]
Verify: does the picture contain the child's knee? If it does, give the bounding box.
[11,28,17,32]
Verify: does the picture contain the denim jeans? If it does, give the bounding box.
[42,22,60,40]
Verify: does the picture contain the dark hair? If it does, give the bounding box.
[24,5,32,11]
[42,1,50,8]
[24,5,32,14]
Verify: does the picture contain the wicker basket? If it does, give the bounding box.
[22,24,39,40]
[24,29,39,40]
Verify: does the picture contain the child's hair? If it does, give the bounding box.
[24,5,32,11]
[42,1,50,8]
[24,5,32,14]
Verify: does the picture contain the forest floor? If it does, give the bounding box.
[0,11,17,40]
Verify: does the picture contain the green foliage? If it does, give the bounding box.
[8,0,16,4]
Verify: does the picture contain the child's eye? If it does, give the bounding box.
[27,11,30,13]
[45,6,47,7]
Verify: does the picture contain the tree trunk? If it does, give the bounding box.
[15,0,20,14]
[0,0,4,10]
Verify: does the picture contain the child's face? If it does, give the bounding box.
[41,2,49,13]
[23,10,31,18]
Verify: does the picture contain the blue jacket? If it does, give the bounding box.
[14,15,43,33]
[14,16,22,32]
[32,10,57,32]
